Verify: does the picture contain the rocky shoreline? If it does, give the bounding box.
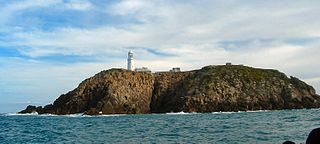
[20,65,320,115]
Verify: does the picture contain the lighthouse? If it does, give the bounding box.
[127,50,134,71]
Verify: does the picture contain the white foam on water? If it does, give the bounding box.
[211,111,238,114]
[5,112,39,116]
[37,114,59,117]
[97,114,127,117]
[246,110,269,113]
[4,112,85,117]
[3,109,272,117]
[3,112,130,117]
[60,113,128,117]
[165,111,197,115]
[211,110,270,114]
[61,113,85,117]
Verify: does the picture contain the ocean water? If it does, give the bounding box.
[0,109,319,144]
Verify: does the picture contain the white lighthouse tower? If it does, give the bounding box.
[127,50,134,71]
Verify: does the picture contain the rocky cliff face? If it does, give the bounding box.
[20,65,320,115]
[151,72,192,113]
[153,65,319,113]
[20,69,154,115]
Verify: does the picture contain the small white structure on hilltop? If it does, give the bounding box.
[135,67,151,73]
[127,50,134,71]
[170,67,181,72]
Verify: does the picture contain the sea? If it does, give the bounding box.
[0,109,319,144]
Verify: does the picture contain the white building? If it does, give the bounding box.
[135,67,151,73]
[127,50,134,71]
[170,67,181,72]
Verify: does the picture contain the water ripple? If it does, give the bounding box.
[0,109,319,143]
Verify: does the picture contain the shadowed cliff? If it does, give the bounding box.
[20,65,320,115]
[151,65,319,113]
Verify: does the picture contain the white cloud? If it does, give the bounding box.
[0,0,93,26]
[0,0,60,27]
[8,0,320,55]
[109,0,151,16]
[65,0,92,11]
[1,0,320,112]
[0,57,123,104]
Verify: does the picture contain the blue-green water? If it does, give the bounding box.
[0,109,319,144]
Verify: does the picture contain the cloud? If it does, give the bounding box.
[65,0,93,11]
[109,0,151,16]
[0,57,121,105]
[0,0,96,33]
[1,0,320,113]
[5,0,320,53]
[0,0,60,24]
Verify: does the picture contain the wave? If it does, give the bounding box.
[5,112,39,116]
[211,110,269,114]
[164,110,271,115]
[212,111,236,114]
[165,111,197,115]
[97,114,127,117]
[3,112,128,117]
[246,110,269,113]
[41,113,124,117]
[2,109,272,117]
[46,113,125,117]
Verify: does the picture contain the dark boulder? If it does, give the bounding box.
[19,105,37,114]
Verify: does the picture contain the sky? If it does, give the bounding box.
[0,0,320,113]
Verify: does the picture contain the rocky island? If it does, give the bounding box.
[20,65,320,115]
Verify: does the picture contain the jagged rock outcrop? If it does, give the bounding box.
[151,72,192,113]
[21,69,154,115]
[20,65,320,115]
[152,65,320,113]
